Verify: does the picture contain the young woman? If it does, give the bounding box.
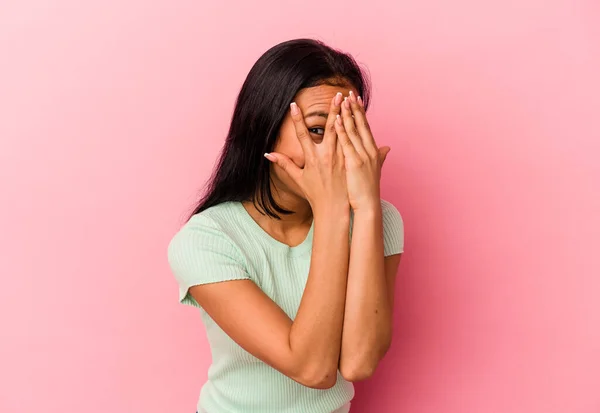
[168,38,404,413]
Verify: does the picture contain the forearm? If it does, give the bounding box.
[340,206,392,379]
[289,206,350,386]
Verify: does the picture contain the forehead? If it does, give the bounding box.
[295,84,359,117]
[295,84,343,104]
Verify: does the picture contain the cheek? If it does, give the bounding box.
[274,133,305,167]
[288,143,305,167]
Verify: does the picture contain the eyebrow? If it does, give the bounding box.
[304,111,329,119]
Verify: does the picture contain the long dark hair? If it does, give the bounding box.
[189,38,371,219]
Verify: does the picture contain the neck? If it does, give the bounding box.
[242,182,313,243]
[270,186,313,224]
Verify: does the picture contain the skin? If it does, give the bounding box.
[188,81,402,390]
[334,91,402,380]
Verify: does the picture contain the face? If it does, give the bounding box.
[271,83,359,200]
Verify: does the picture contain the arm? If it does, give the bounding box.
[186,208,350,389]
[339,206,402,381]
[333,91,403,381]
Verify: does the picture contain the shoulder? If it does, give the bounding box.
[167,203,245,268]
[167,203,251,306]
[170,202,240,239]
[380,199,403,227]
[380,199,405,256]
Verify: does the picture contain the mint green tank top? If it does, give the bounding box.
[168,200,404,413]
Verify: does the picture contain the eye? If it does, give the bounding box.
[308,127,325,136]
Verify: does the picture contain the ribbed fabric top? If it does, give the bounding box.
[167,199,404,413]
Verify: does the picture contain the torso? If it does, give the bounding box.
[188,201,354,413]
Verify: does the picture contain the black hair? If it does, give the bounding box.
[189,38,371,219]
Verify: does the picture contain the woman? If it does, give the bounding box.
[168,38,404,413]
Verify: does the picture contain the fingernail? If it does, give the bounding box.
[334,92,342,106]
[290,102,299,115]
[357,96,363,106]
[349,91,356,102]
[343,98,350,109]
[264,153,277,161]
[336,114,342,125]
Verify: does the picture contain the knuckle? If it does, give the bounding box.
[342,139,354,148]
[353,159,364,168]
[319,156,331,166]
[296,129,308,140]
[327,123,336,135]
[292,115,305,127]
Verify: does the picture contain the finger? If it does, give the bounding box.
[336,136,345,168]
[334,114,358,159]
[289,102,316,158]
[349,91,377,156]
[323,92,343,151]
[378,146,391,166]
[264,152,302,182]
[341,96,366,154]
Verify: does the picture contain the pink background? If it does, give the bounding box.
[1,1,599,412]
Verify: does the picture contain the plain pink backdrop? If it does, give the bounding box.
[1,1,599,412]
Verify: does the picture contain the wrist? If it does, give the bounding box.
[312,200,350,218]
[352,201,382,218]
[313,203,351,222]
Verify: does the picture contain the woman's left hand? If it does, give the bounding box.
[334,91,390,212]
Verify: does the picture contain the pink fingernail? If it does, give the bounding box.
[349,91,356,102]
[290,102,299,115]
[357,96,363,106]
[334,92,342,106]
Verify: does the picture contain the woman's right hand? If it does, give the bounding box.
[265,92,348,215]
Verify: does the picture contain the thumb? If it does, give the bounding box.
[378,146,391,165]
[264,152,302,182]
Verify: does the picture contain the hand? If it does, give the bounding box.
[265,92,349,216]
[335,91,390,212]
